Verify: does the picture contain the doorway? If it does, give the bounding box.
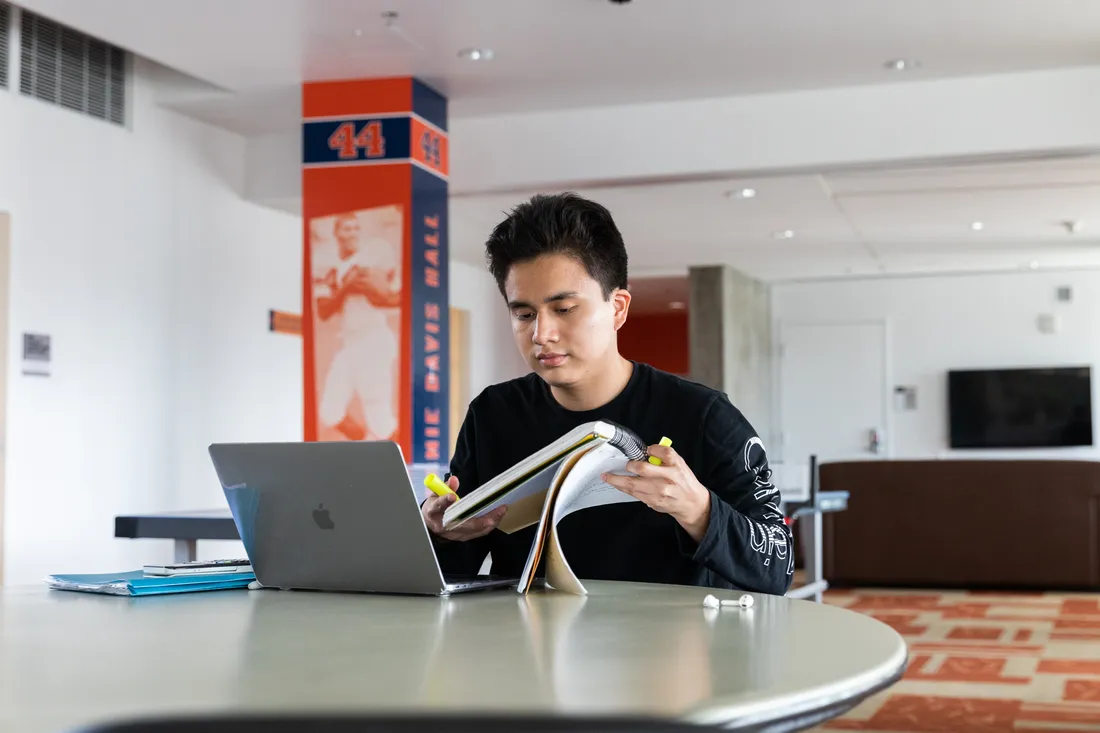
[449,306,470,461]
[0,213,9,584]
[777,319,891,465]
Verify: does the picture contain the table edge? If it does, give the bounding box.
[681,637,908,730]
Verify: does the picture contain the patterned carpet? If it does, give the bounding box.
[815,588,1100,732]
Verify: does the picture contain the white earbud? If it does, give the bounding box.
[703,593,754,609]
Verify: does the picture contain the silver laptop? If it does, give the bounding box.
[207,440,518,595]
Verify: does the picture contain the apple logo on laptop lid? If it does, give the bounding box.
[312,503,335,530]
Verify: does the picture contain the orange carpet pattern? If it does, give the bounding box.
[816,588,1100,732]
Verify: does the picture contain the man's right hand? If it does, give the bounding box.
[422,475,507,542]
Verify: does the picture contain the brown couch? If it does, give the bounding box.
[820,459,1100,590]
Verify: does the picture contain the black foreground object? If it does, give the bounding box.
[69,715,727,733]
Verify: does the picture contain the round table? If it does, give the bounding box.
[0,581,906,733]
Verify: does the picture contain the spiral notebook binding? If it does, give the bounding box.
[606,422,647,462]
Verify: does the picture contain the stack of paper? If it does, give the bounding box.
[46,570,255,597]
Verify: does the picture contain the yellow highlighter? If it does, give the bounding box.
[648,436,673,465]
[424,473,457,498]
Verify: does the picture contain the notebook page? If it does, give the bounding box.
[444,421,609,526]
[552,442,639,523]
[517,443,600,593]
[544,442,641,594]
[545,523,587,595]
[462,458,562,523]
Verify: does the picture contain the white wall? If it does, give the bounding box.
[0,57,301,583]
[450,260,528,400]
[772,268,1100,460]
[167,130,303,515]
[0,53,526,580]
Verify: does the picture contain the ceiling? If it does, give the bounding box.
[15,0,1100,133]
[451,155,1100,291]
[13,0,1100,291]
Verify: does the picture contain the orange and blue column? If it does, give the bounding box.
[301,77,449,465]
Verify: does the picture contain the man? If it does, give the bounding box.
[421,193,793,594]
[313,211,402,442]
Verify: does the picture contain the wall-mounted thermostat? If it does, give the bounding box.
[893,385,917,411]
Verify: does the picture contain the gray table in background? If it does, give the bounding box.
[0,580,906,733]
[115,509,238,562]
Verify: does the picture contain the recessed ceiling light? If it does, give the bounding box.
[458,48,494,61]
[725,187,756,199]
[772,229,795,240]
[668,301,686,310]
[885,59,920,71]
[970,221,985,231]
[353,28,363,37]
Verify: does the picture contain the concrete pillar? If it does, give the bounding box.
[688,265,773,442]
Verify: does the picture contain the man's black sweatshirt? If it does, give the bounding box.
[434,361,794,596]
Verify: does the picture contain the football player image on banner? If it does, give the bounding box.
[308,205,404,443]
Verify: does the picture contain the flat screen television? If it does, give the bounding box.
[947,366,1094,449]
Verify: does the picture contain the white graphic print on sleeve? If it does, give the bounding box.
[742,437,794,576]
[747,437,780,501]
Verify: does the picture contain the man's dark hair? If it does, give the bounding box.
[485,192,629,299]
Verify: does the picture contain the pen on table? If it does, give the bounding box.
[648,436,673,465]
[424,473,458,498]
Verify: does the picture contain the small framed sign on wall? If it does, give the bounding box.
[22,332,50,376]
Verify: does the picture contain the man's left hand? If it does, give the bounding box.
[601,443,712,543]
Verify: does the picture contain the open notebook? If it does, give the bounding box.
[442,420,648,595]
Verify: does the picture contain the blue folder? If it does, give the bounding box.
[46,570,255,596]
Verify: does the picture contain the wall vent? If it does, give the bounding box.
[19,9,127,126]
[0,2,10,90]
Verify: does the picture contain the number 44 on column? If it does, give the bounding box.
[328,121,385,159]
